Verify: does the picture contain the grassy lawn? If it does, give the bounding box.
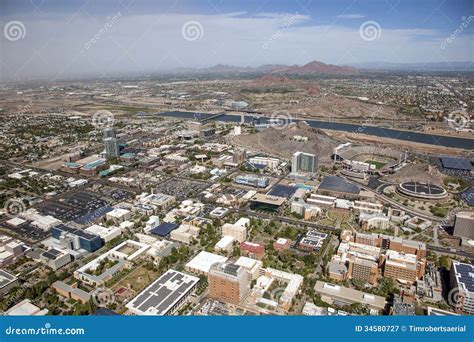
[111,265,160,293]
[365,160,387,169]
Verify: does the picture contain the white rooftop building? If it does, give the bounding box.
[85,224,122,242]
[4,299,48,316]
[185,251,228,275]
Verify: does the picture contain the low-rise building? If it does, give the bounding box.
[0,269,19,295]
[314,281,385,312]
[274,238,292,252]
[0,235,30,266]
[126,270,199,315]
[240,241,265,259]
[215,235,235,253]
[235,256,263,281]
[185,251,228,276]
[106,208,132,224]
[85,224,122,242]
[4,299,48,316]
[40,249,72,270]
[52,281,91,304]
[359,212,389,230]
[222,218,249,243]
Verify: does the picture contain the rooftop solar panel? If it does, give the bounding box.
[267,184,298,198]
[453,262,474,292]
[440,157,472,171]
[127,270,199,315]
[150,223,179,237]
[318,176,360,195]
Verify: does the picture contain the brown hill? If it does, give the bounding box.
[230,121,340,164]
[272,60,358,75]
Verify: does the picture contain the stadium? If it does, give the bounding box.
[397,181,448,200]
[333,144,406,178]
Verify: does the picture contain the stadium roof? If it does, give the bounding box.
[267,184,298,198]
[318,176,360,195]
[150,222,179,237]
[461,187,474,206]
[440,157,472,171]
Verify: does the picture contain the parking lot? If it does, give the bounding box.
[155,178,209,201]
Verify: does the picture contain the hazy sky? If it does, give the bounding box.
[0,0,472,82]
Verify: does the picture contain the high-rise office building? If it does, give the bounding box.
[453,211,474,240]
[103,127,116,139]
[208,262,250,305]
[104,137,120,158]
[233,149,246,165]
[291,151,318,174]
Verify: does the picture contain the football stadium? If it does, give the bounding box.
[333,144,406,178]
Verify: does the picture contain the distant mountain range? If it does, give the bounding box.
[173,60,473,75]
[177,60,359,75]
